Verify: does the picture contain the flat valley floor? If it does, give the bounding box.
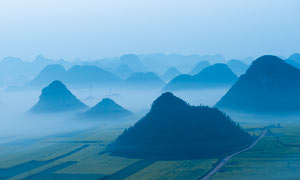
[1,121,300,180]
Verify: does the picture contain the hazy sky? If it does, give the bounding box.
[0,0,299,61]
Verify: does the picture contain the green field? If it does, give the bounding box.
[211,123,300,180]
[1,121,300,180]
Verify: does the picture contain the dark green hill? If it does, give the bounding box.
[107,92,253,160]
[216,55,300,113]
[30,80,88,113]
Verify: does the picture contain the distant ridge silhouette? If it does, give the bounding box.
[80,98,133,119]
[189,61,210,75]
[114,64,134,79]
[227,59,249,76]
[125,72,165,88]
[161,67,181,82]
[30,80,88,113]
[216,55,300,113]
[107,92,253,160]
[27,65,121,88]
[120,54,147,72]
[26,64,66,87]
[163,63,237,91]
[288,53,300,63]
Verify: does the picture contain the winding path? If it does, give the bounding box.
[200,128,268,180]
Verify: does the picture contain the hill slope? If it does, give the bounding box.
[125,72,165,88]
[216,55,300,113]
[26,64,67,87]
[161,67,181,82]
[189,61,210,75]
[27,65,122,88]
[107,92,253,160]
[80,98,132,119]
[114,64,134,79]
[227,59,249,76]
[30,80,88,113]
[163,63,237,91]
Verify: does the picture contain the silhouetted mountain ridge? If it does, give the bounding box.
[107,92,253,160]
[189,61,210,75]
[161,67,181,82]
[30,80,87,113]
[163,63,237,91]
[216,55,300,113]
[80,98,132,119]
[125,72,165,88]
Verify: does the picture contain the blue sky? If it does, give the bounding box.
[0,0,299,61]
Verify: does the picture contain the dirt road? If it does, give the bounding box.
[200,128,268,180]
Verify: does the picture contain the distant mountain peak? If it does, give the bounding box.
[151,92,187,111]
[161,67,181,82]
[163,63,237,91]
[120,54,147,72]
[30,80,87,113]
[125,72,165,88]
[288,53,300,63]
[80,98,132,119]
[216,55,300,113]
[114,64,134,79]
[189,61,210,75]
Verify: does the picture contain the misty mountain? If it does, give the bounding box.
[216,55,300,113]
[79,98,133,119]
[161,67,181,82]
[0,55,78,86]
[64,65,122,87]
[163,63,237,91]
[227,59,249,76]
[288,53,300,63]
[285,59,300,69]
[107,92,253,160]
[32,55,54,67]
[0,57,33,79]
[138,53,225,72]
[125,72,166,89]
[114,64,134,79]
[30,80,88,113]
[27,65,122,88]
[120,54,147,72]
[189,61,210,75]
[141,58,168,74]
[26,64,67,87]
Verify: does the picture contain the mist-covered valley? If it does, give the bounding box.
[2,52,300,180]
[1,0,300,179]
[0,86,229,143]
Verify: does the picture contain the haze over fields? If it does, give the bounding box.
[0,0,300,180]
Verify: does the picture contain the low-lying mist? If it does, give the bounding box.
[0,87,229,144]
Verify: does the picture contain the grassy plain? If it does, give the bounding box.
[211,123,300,180]
[2,119,300,180]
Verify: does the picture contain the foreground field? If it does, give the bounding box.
[211,123,300,180]
[0,121,217,180]
[1,120,300,180]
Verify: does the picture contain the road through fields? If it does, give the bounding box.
[200,128,268,180]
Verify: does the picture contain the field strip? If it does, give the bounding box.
[200,128,268,180]
[22,161,77,180]
[5,145,89,180]
[100,160,156,180]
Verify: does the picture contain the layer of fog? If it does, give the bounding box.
[0,88,229,144]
